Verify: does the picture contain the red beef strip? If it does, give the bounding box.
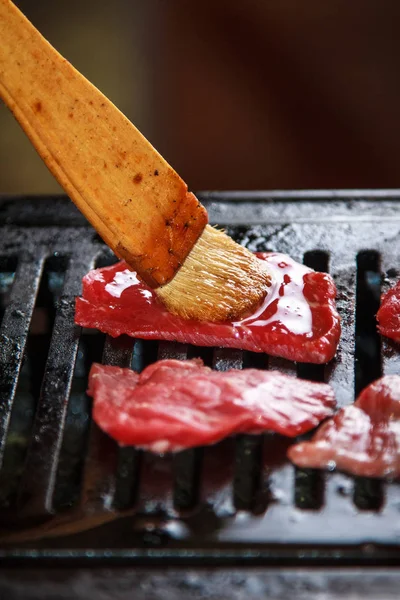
[377,280,400,342]
[76,253,341,364]
[87,359,336,452]
[288,375,400,479]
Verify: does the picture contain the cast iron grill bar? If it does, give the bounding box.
[200,437,236,518]
[327,249,356,408]
[172,448,202,511]
[158,341,189,362]
[17,256,93,518]
[80,335,134,512]
[103,334,135,368]
[213,348,243,371]
[234,434,265,511]
[0,255,45,467]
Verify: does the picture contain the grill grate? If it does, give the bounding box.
[1,192,400,565]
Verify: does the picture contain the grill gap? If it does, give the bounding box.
[353,250,384,511]
[355,251,382,395]
[243,351,268,370]
[131,339,159,372]
[94,250,119,269]
[187,345,215,367]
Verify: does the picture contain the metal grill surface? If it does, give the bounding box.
[1,191,400,566]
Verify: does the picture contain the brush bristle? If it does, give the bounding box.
[156,225,272,322]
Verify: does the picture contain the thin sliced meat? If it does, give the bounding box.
[88,359,336,452]
[76,253,340,364]
[288,375,400,479]
[377,281,400,342]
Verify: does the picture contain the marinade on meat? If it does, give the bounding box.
[76,253,341,364]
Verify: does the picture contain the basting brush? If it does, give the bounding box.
[0,0,271,322]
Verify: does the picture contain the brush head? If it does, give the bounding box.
[156,225,272,322]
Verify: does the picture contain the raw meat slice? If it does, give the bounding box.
[377,281,400,342]
[76,253,340,364]
[88,359,336,452]
[288,375,400,479]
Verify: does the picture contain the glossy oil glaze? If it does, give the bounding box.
[235,254,313,336]
[76,252,340,364]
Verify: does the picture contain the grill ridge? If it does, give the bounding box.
[0,255,45,467]
[18,256,92,519]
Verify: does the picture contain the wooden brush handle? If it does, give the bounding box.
[0,0,207,287]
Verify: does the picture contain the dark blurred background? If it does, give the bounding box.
[2,0,400,193]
